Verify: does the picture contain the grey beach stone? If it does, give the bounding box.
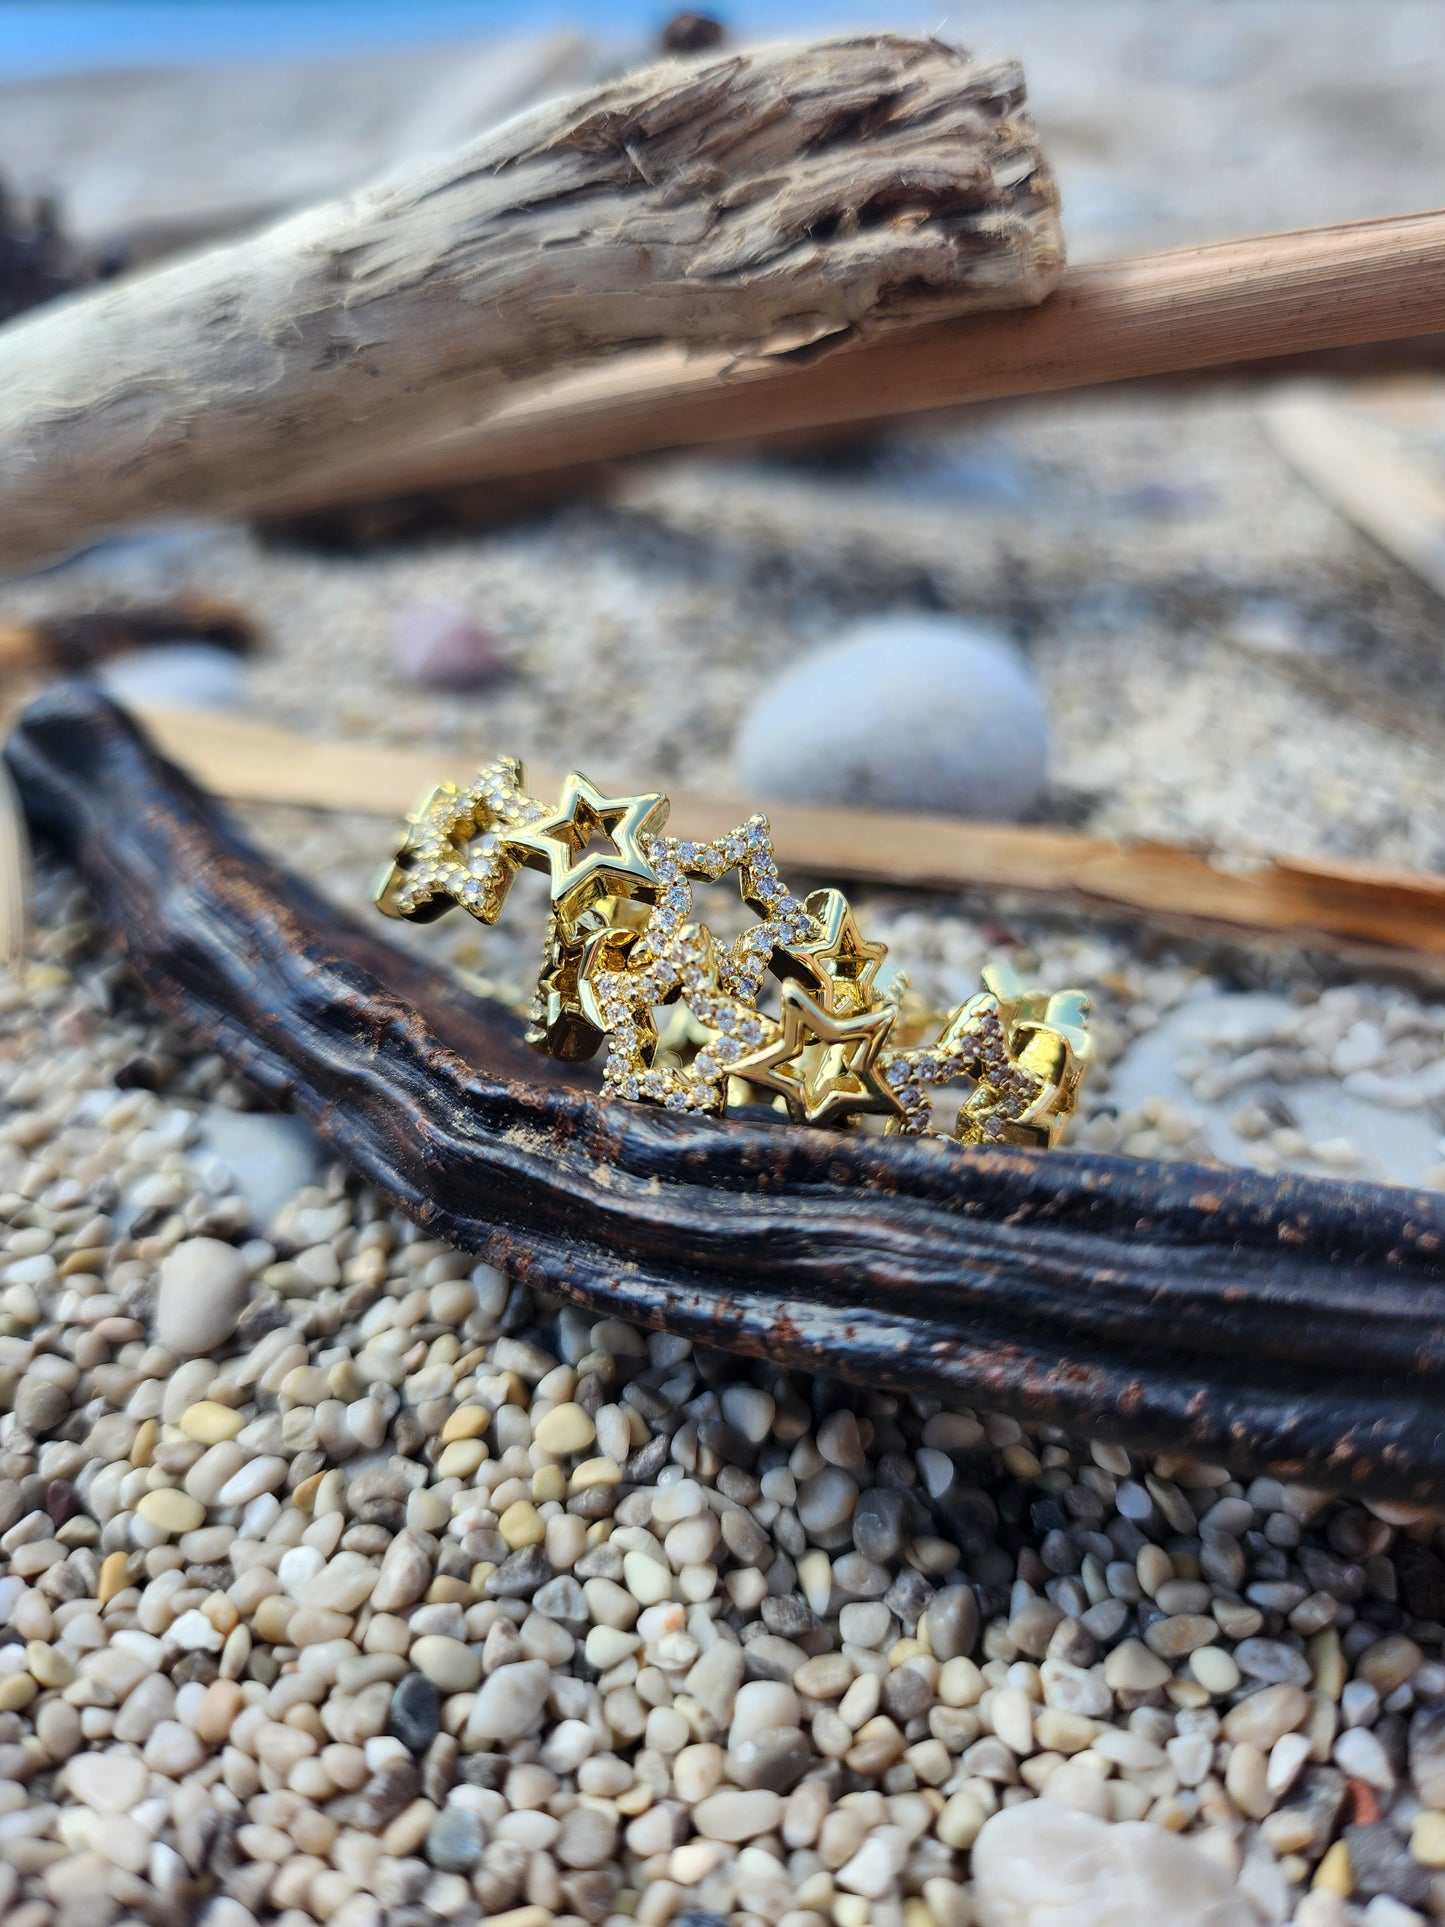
[734,614,1048,820]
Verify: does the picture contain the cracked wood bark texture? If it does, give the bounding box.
[10,687,1445,1503]
[0,33,1060,577]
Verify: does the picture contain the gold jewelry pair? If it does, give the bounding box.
[376,761,1090,1145]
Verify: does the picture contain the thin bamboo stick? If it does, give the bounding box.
[266,209,1445,514]
[133,706,1445,963]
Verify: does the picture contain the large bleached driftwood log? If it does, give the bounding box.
[11,686,1445,1502]
[0,33,1060,577]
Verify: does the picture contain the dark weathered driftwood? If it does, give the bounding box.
[10,686,1445,1501]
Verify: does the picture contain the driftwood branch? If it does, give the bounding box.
[0,33,1060,577]
[260,209,1445,515]
[125,704,1445,965]
[10,685,1445,1502]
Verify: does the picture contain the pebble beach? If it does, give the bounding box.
[7,4,1445,1923]
[5,626,1445,1927]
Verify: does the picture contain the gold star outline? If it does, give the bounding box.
[506,772,669,927]
[950,968,1093,1148]
[775,887,888,1017]
[375,761,529,926]
[574,897,662,1035]
[1005,987,1092,1144]
[525,913,612,1063]
[971,967,1091,1090]
[375,782,466,922]
[730,979,905,1128]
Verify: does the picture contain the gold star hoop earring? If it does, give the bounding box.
[377,760,1091,1146]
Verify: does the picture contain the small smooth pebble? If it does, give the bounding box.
[410,1636,481,1695]
[155,1237,249,1354]
[466,1661,552,1743]
[427,1804,484,1872]
[735,614,1048,820]
[136,1489,207,1535]
[972,1799,1244,1923]
[178,1401,243,1444]
[65,1751,149,1814]
[692,1790,784,1842]
[101,643,247,710]
[392,605,508,690]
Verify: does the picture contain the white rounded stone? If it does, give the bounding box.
[143,1720,206,1777]
[195,1108,323,1231]
[692,1788,783,1842]
[90,1813,152,1873]
[277,1545,326,1598]
[734,614,1048,820]
[990,1685,1036,1757]
[971,1799,1244,1925]
[409,1636,481,1695]
[168,1609,223,1653]
[585,1625,642,1671]
[729,1680,800,1750]
[155,1238,249,1355]
[719,1386,775,1444]
[651,1480,706,1525]
[623,1549,673,1606]
[216,1456,287,1507]
[465,1660,551,1743]
[301,1551,378,1613]
[65,1749,149,1814]
[836,1825,908,1899]
[372,1531,433,1613]
[101,644,248,712]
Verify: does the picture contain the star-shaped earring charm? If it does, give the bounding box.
[375,760,529,926]
[774,887,888,1017]
[375,783,469,923]
[506,772,670,927]
[947,969,1093,1147]
[526,914,614,1062]
[730,979,905,1127]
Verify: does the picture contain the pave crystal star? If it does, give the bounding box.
[776,886,889,1017]
[374,759,531,926]
[730,979,905,1127]
[505,771,669,923]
